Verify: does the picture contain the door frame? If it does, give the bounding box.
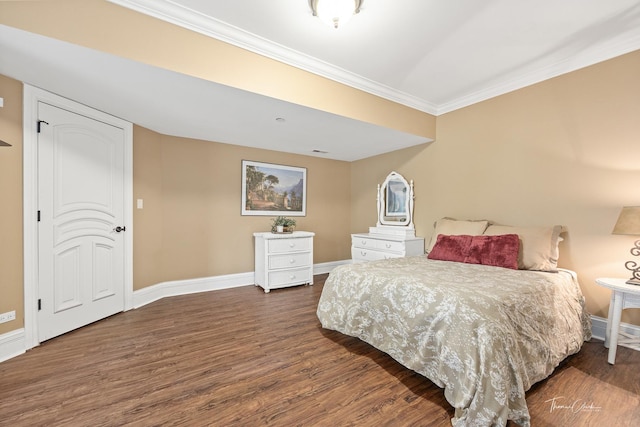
[23,85,133,349]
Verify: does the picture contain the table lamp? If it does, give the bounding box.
[612,206,640,285]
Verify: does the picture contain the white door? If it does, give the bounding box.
[37,102,126,342]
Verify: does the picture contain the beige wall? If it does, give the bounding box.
[0,75,23,335]
[352,50,640,325]
[0,75,351,333]
[133,126,351,290]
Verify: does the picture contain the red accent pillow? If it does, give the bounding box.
[427,234,520,269]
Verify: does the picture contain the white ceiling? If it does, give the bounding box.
[1,0,640,161]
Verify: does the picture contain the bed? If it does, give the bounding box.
[316,220,592,427]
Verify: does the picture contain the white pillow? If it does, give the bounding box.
[483,224,565,272]
[426,218,490,252]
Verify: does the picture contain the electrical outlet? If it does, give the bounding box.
[0,311,16,323]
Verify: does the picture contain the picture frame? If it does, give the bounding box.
[242,160,307,216]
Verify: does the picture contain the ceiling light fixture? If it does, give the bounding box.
[309,0,363,29]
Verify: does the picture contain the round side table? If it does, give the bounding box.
[595,278,640,364]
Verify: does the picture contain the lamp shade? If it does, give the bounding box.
[612,206,640,235]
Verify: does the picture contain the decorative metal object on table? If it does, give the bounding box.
[612,206,640,285]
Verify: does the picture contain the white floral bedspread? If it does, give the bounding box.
[316,257,591,427]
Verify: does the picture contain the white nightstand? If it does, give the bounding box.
[595,278,640,364]
[254,231,314,293]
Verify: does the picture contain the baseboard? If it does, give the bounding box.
[590,315,608,342]
[314,259,351,275]
[0,328,26,363]
[590,315,640,349]
[133,260,351,309]
[133,271,255,308]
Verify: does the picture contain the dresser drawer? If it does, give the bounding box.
[268,267,312,287]
[352,236,379,250]
[351,233,424,263]
[351,247,402,262]
[268,252,312,270]
[268,237,312,253]
[375,239,405,252]
[352,236,406,253]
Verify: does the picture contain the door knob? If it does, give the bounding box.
[114,226,126,232]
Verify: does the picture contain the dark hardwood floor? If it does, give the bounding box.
[1,274,639,426]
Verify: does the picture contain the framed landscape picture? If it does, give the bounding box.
[242,160,307,216]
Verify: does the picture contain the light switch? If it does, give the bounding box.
[137,199,143,209]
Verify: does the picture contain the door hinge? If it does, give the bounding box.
[37,120,49,133]
[37,210,41,222]
[38,299,42,311]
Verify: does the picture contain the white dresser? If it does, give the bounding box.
[351,233,425,262]
[254,231,315,293]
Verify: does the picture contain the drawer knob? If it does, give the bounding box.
[361,251,366,256]
[289,274,296,279]
[289,258,296,264]
[361,240,367,245]
[289,242,296,248]
[385,243,391,248]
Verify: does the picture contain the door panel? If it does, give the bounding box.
[54,244,81,312]
[38,102,125,342]
[94,243,115,300]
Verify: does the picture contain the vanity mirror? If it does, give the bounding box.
[371,171,415,236]
[351,171,423,262]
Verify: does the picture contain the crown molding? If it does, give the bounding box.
[107,0,438,115]
[437,30,640,115]
[108,1,640,117]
